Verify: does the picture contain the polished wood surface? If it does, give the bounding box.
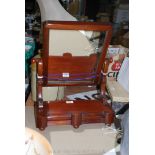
[43,21,112,31]
[42,21,112,86]
[35,100,114,129]
[47,53,97,85]
[34,21,114,130]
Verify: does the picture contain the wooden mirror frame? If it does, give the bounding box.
[34,21,114,130]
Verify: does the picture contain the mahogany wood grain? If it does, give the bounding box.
[34,21,114,130]
[35,100,114,129]
[36,59,44,108]
[43,21,112,31]
[42,21,112,86]
[101,58,110,96]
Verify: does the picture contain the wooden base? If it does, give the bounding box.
[34,100,114,130]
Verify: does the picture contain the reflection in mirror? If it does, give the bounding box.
[47,29,107,84]
[49,29,106,56]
